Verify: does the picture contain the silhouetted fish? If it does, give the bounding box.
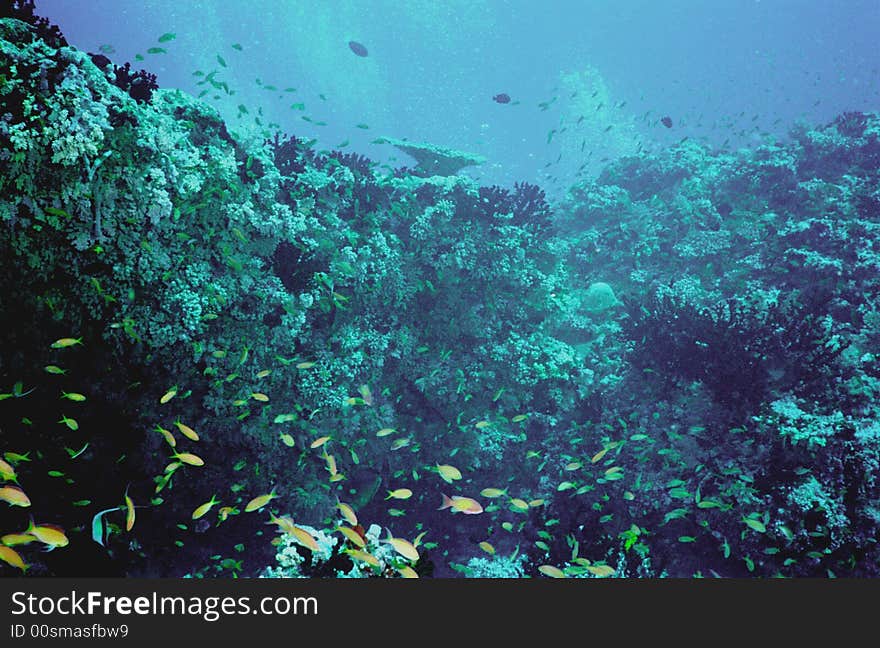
[348,41,368,57]
[493,93,511,104]
[661,116,673,128]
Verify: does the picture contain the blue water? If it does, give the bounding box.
[36,0,880,195]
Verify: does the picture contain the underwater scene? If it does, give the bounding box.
[1,0,879,579]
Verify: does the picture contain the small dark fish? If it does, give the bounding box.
[493,93,511,104]
[89,53,112,69]
[349,41,369,57]
[661,116,673,128]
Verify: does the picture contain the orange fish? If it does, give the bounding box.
[438,493,483,515]
[0,485,31,507]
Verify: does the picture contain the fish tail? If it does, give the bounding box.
[438,493,453,510]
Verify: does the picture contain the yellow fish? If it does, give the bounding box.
[296,361,316,369]
[159,387,177,404]
[0,545,28,572]
[336,502,358,526]
[279,433,295,447]
[218,506,237,522]
[61,391,87,402]
[250,392,269,402]
[479,541,496,555]
[171,452,204,467]
[385,488,413,500]
[174,420,199,442]
[0,457,17,482]
[397,565,419,578]
[0,484,31,507]
[586,564,615,577]
[50,337,82,349]
[270,514,319,552]
[390,438,410,450]
[155,425,176,447]
[480,487,508,498]
[538,565,567,578]
[376,427,395,437]
[290,525,320,553]
[383,530,419,561]
[164,461,183,474]
[310,436,331,449]
[268,512,295,533]
[2,533,37,546]
[345,549,380,567]
[245,489,278,512]
[125,490,135,532]
[26,520,68,549]
[192,494,220,520]
[323,452,337,475]
[509,498,530,512]
[435,464,462,484]
[336,526,366,548]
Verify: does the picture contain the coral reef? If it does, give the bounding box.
[1,12,879,579]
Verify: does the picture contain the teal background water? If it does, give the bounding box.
[36,0,880,194]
